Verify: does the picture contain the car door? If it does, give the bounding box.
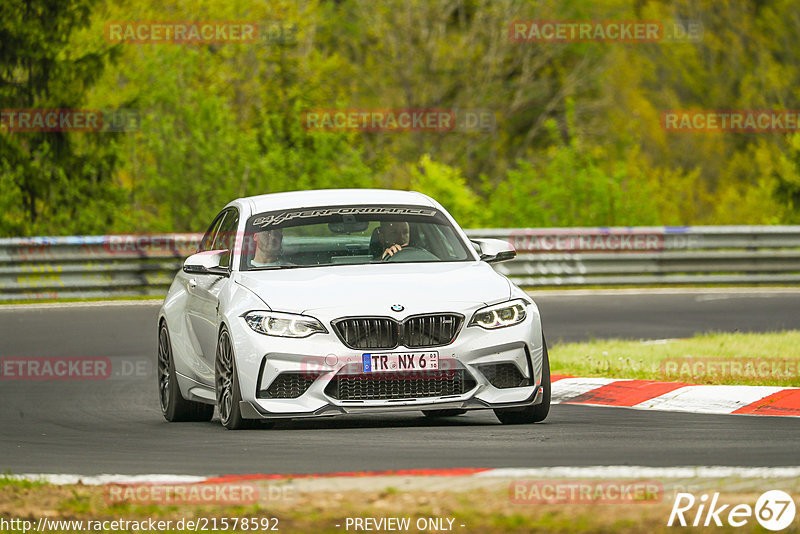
[179,211,224,378]
[185,208,238,382]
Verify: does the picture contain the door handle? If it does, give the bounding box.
[188,278,197,289]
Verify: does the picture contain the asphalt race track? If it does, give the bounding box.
[1,291,798,476]
[535,290,800,343]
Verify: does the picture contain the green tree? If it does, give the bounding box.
[0,0,123,235]
[483,118,662,227]
[84,0,377,232]
[409,154,483,227]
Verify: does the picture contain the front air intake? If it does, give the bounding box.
[258,371,322,399]
[324,368,476,401]
[476,363,530,389]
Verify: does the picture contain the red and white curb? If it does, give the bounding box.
[551,375,800,417]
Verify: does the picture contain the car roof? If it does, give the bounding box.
[234,189,439,215]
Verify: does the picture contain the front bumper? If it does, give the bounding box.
[239,385,545,419]
[228,306,545,419]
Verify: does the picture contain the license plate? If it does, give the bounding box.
[362,352,438,372]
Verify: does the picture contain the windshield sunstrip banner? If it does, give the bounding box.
[251,205,439,228]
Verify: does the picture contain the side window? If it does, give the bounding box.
[199,212,226,252]
[213,209,240,268]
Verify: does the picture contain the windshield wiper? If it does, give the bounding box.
[247,264,304,271]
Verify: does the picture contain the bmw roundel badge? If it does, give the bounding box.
[391,304,404,312]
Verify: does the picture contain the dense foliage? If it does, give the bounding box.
[1,0,799,235]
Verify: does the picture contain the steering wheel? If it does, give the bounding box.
[382,245,414,261]
[383,246,437,262]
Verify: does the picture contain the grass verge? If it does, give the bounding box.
[1,479,798,533]
[0,474,46,490]
[550,331,800,386]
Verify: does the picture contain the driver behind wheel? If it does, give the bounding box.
[377,221,410,259]
[250,228,288,267]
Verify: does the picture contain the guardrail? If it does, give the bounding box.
[469,226,800,287]
[1,226,799,301]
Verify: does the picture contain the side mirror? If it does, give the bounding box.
[183,250,230,276]
[471,238,516,264]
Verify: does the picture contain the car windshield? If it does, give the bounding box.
[239,204,472,270]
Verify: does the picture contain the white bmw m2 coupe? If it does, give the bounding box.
[157,189,550,429]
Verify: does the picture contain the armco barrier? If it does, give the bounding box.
[0,234,201,301]
[1,226,799,301]
[469,226,800,286]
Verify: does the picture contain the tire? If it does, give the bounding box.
[157,322,214,422]
[494,337,551,425]
[422,409,467,417]
[215,327,258,430]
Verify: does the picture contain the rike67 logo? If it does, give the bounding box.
[668,490,796,531]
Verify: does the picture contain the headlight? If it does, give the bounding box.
[243,311,327,338]
[468,299,529,329]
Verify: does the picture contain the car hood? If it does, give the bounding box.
[234,262,511,316]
